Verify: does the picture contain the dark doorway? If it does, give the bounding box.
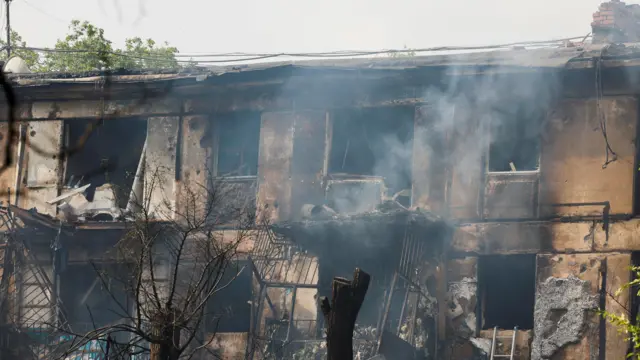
[206,261,252,333]
[478,254,536,329]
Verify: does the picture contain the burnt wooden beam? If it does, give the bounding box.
[320,268,371,360]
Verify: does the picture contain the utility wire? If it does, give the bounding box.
[21,0,67,23]
[10,34,591,65]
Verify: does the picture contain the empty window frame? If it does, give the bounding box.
[60,263,129,333]
[64,118,148,207]
[213,112,261,177]
[488,110,541,172]
[478,254,535,330]
[328,107,414,193]
[205,261,252,333]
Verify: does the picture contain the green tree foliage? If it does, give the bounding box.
[600,265,640,359]
[0,30,40,69]
[114,37,179,69]
[388,45,416,58]
[41,20,115,72]
[8,20,180,72]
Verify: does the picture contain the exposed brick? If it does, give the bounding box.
[592,1,640,43]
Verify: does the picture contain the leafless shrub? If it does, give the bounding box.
[31,166,264,360]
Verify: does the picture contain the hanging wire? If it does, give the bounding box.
[594,44,618,169]
[9,34,591,66]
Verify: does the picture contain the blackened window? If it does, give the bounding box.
[206,261,252,333]
[488,111,541,172]
[215,112,261,177]
[328,107,414,193]
[64,118,148,207]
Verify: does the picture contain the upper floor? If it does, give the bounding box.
[3,43,640,253]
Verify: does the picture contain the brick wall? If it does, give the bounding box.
[592,0,640,43]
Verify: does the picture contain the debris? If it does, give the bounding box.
[56,183,121,222]
[470,337,492,355]
[47,184,91,204]
[531,276,599,360]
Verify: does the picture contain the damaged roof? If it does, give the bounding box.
[8,42,640,87]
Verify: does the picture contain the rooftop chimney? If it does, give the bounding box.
[592,0,640,43]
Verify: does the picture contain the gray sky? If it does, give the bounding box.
[11,0,604,55]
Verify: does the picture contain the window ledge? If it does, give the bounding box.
[486,170,540,176]
[214,175,257,181]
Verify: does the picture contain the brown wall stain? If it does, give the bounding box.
[175,114,210,219]
[447,114,483,220]
[540,97,637,216]
[290,111,327,220]
[256,111,294,222]
[208,332,248,360]
[484,172,538,219]
[605,253,631,360]
[145,116,180,219]
[455,218,640,254]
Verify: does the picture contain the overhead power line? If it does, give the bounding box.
[9,34,591,66]
[21,0,67,23]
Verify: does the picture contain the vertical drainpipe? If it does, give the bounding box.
[126,138,147,214]
[13,122,25,206]
[599,258,607,360]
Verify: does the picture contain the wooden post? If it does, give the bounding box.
[320,268,371,360]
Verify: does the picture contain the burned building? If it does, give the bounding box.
[3,3,640,358]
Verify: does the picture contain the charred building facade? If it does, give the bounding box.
[3,24,640,359]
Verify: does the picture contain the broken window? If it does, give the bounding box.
[60,263,129,334]
[488,111,541,172]
[327,107,414,210]
[64,118,147,208]
[205,261,251,333]
[478,254,535,330]
[213,112,261,177]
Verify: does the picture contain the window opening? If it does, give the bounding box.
[64,118,147,208]
[488,110,541,172]
[327,107,414,210]
[214,112,261,177]
[60,263,129,334]
[205,261,252,333]
[478,254,535,329]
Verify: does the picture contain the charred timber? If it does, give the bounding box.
[320,268,371,360]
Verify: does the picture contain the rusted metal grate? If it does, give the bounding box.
[250,226,318,287]
[397,225,428,285]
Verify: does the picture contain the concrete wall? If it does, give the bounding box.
[540,97,637,217]
[7,84,640,360]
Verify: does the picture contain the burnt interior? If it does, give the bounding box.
[272,212,446,353]
[214,112,261,177]
[60,263,129,333]
[205,261,252,333]
[478,254,535,330]
[488,109,541,172]
[64,118,147,207]
[328,106,414,197]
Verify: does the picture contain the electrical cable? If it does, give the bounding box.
[595,45,618,169]
[10,34,591,65]
[21,0,66,24]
